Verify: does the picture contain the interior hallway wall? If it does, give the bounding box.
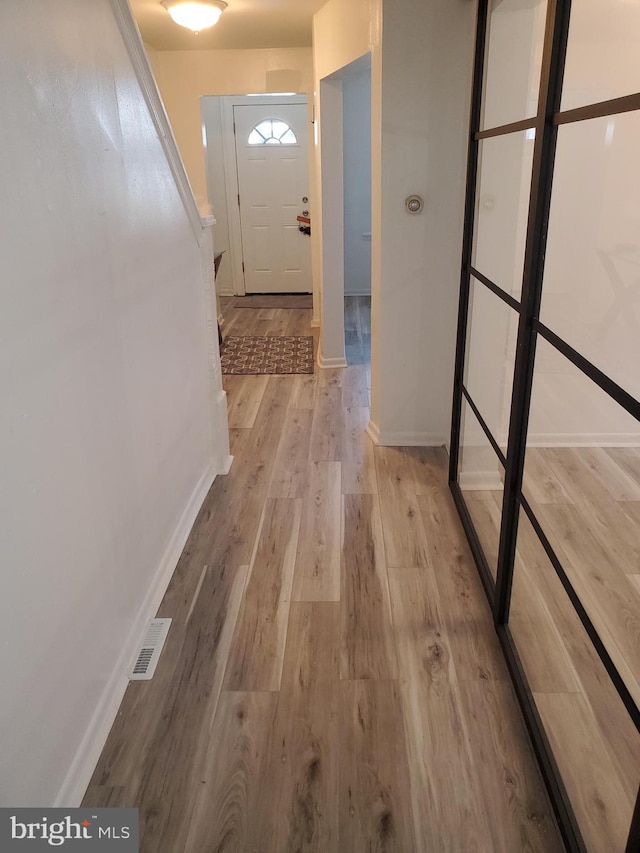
[371,0,475,445]
[147,47,313,298]
[312,0,475,442]
[0,0,224,806]
[312,0,378,333]
[150,47,313,208]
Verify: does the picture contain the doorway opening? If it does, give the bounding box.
[201,94,312,299]
[343,59,371,367]
[317,53,372,371]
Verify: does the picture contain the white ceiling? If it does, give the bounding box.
[131,0,327,51]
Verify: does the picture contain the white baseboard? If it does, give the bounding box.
[212,389,232,476]
[55,674,130,809]
[527,433,640,447]
[310,317,321,328]
[459,470,504,491]
[317,352,347,369]
[365,420,381,445]
[54,464,217,807]
[366,420,446,447]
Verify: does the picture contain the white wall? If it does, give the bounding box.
[151,47,313,207]
[144,40,160,67]
[312,0,475,440]
[372,0,475,445]
[313,0,377,82]
[150,48,312,297]
[343,65,372,296]
[312,0,378,333]
[0,0,227,806]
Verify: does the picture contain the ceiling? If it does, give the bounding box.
[131,0,328,51]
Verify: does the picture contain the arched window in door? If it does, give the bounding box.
[247,119,298,145]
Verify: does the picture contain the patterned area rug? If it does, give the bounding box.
[221,336,314,375]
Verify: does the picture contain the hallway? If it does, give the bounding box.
[84,301,561,851]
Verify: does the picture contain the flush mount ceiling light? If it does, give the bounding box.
[162,0,227,33]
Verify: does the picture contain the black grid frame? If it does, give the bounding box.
[448,1,640,850]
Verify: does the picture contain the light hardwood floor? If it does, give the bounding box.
[84,299,563,851]
[461,445,640,852]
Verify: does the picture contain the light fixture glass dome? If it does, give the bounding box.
[162,1,227,33]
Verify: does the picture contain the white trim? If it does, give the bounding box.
[220,97,245,296]
[310,317,321,328]
[317,351,348,369]
[211,388,232,475]
[376,433,447,447]
[527,433,640,448]
[198,229,231,475]
[459,470,504,491]
[366,420,381,445]
[318,76,347,368]
[54,465,216,807]
[219,454,234,475]
[109,0,203,244]
[366,420,446,447]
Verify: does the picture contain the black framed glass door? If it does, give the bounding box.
[449,2,640,850]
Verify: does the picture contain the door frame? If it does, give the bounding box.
[219,94,308,297]
[315,53,372,369]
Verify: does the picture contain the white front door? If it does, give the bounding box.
[233,103,311,294]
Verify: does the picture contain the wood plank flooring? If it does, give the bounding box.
[84,298,562,851]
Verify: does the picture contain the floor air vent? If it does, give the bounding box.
[130,618,172,680]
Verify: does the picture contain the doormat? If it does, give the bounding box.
[221,336,314,375]
[230,294,313,309]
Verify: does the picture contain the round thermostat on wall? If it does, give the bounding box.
[405,195,424,214]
